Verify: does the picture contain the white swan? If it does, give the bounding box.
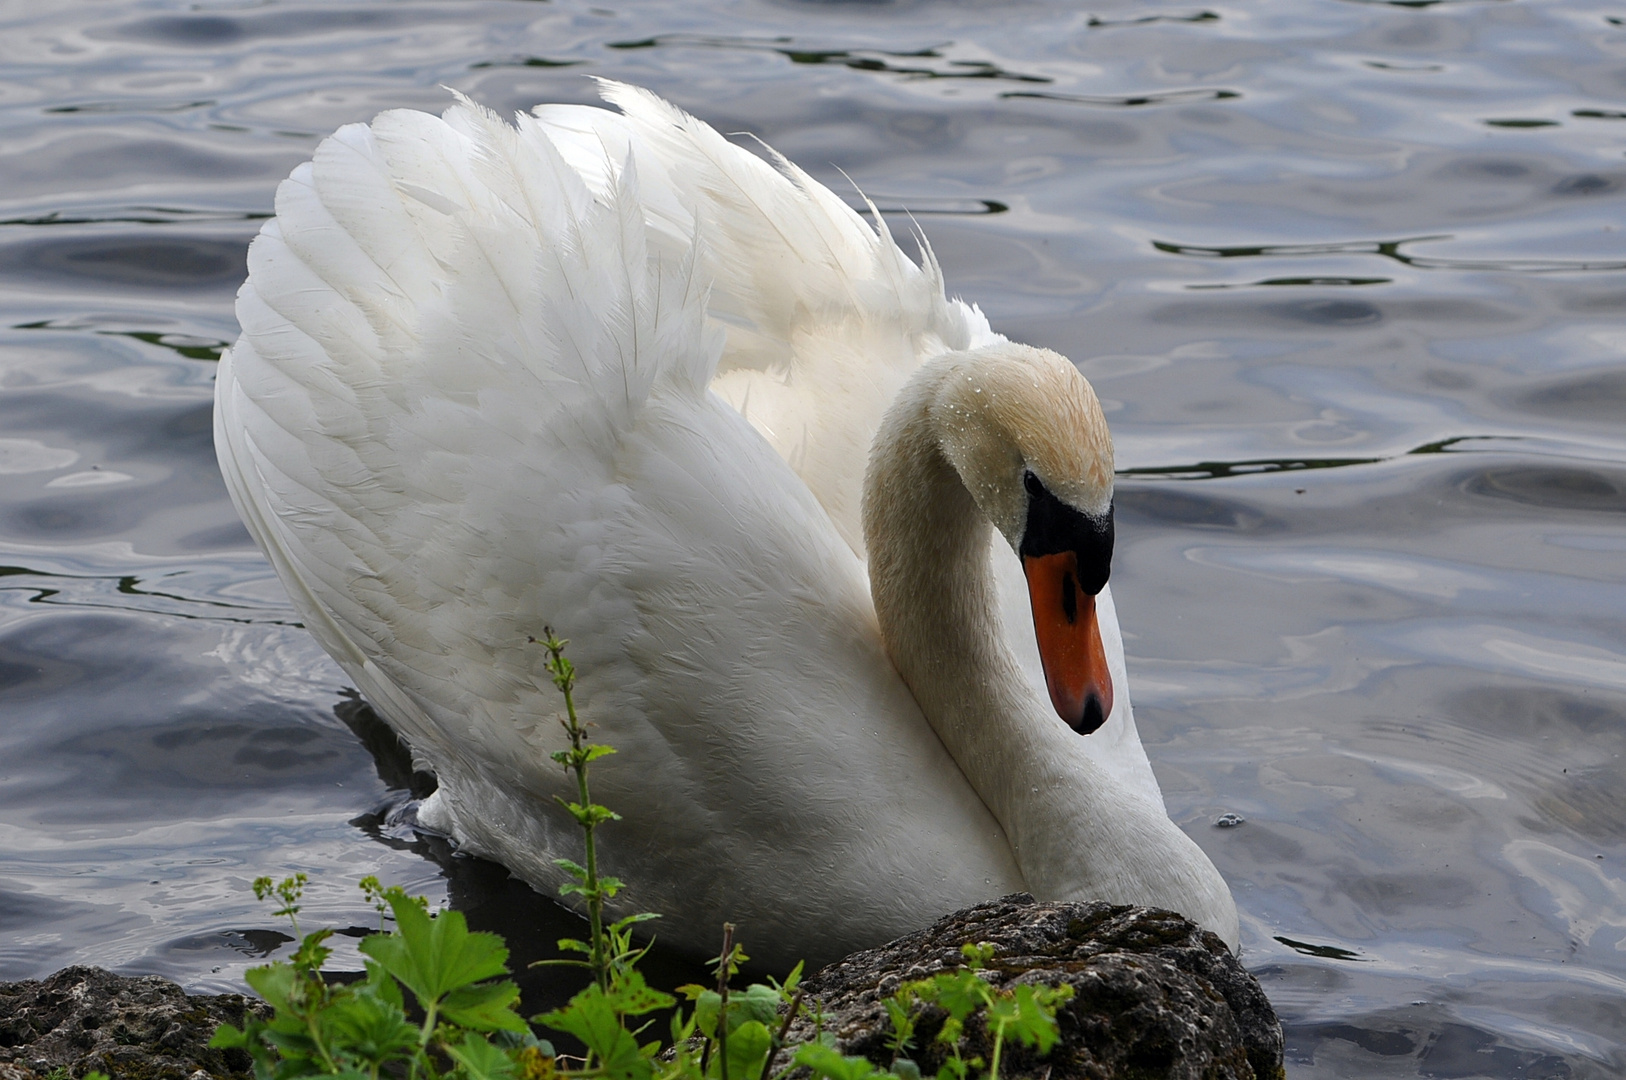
[214,82,1239,966]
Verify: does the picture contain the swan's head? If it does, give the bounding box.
[931,343,1116,734]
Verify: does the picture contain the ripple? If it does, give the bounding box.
[1002,87,1239,107]
[470,56,585,70]
[1294,1011,1576,1079]
[1115,435,1492,481]
[849,196,1008,216]
[1154,235,1626,274]
[44,100,214,115]
[13,319,228,361]
[0,235,247,289]
[0,208,269,227]
[0,562,300,626]
[1114,486,1274,531]
[1086,11,1220,29]
[1463,465,1626,513]
[606,35,1052,84]
[0,440,78,475]
[104,9,410,46]
[1510,370,1626,423]
[1274,936,1368,961]
[1186,275,1391,289]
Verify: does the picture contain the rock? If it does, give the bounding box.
[782,894,1283,1080]
[0,966,267,1080]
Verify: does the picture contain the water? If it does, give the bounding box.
[2,0,1624,1074]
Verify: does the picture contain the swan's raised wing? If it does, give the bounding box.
[218,93,710,707]
[532,83,1002,554]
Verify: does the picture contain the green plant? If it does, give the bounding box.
[531,627,659,992]
[211,873,535,1080]
[214,635,1074,1080]
[786,941,1072,1080]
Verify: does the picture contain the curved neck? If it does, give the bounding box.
[862,358,1078,874]
[861,354,1241,949]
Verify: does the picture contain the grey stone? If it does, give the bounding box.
[0,966,266,1080]
[780,894,1283,1080]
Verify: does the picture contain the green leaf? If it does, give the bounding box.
[243,962,302,1014]
[723,1019,772,1080]
[443,981,529,1034]
[445,1032,519,1080]
[538,985,651,1080]
[291,928,335,973]
[556,799,621,827]
[689,989,721,1038]
[363,958,404,1011]
[359,889,509,1009]
[988,984,1072,1054]
[958,943,996,970]
[883,996,916,1056]
[912,971,989,1024]
[730,985,780,1030]
[581,744,617,763]
[604,969,676,1018]
[324,985,420,1065]
[791,1043,882,1080]
[772,960,805,998]
[208,1022,248,1050]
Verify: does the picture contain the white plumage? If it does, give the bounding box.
[215,82,1238,966]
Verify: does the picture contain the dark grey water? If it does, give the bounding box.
[3,0,1625,1074]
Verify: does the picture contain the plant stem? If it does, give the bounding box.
[420,1000,441,1047]
[761,987,805,1080]
[565,685,608,990]
[301,998,338,1073]
[716,923,734,1080]
[542,628,609,992]
[987,1024,1005,1080]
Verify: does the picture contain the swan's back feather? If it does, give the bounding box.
[523,82,1001,553]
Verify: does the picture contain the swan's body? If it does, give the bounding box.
[215,83,1238,965]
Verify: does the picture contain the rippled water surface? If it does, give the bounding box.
[4,0,1626,1075]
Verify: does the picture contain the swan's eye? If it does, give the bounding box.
[1023,470,1043,497]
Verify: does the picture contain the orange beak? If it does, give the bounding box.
[1022,551,1113,734]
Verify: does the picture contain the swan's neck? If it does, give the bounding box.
[863,357,1078,874]
[861,352,1240,953]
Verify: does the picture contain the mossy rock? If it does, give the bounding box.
[781,895,1284,1080]
[0,967,268,1080]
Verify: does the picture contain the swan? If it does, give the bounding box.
[214,82,1239,966]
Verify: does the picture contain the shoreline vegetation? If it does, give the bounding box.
[4,640,1282,1080]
